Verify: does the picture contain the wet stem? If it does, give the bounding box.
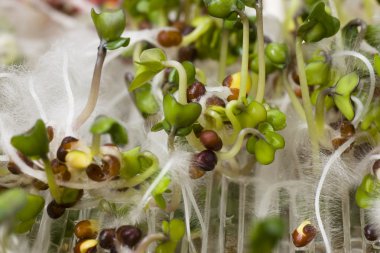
[254,0,266,103]
[73,42,107,130]
[237,11,250,104]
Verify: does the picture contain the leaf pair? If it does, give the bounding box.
[355,174,380,209]
[156,219,185,253]
[152,176,171,209]
[129,48,167,91]
[250,216,285,253]
[120,147,153,179]
[152,94,202,137]
[90,116,128,146]
[91,9,130,50]
[332,72,359,121]
[251,43,289,74]
[246,122,285,165]
[297,2,340,42]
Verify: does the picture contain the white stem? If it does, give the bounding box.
[352,96,364,126]
[181,185,196,253]
[315,137,355,253]
[332,51,375,127]
[62,52,75,136]
[28,78,47,122]
[201,175,213,253]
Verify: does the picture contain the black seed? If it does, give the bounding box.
[99,228,116,249]
[194,150,218,171]
[187,81,206,102]
[47,200,66,219]
[364,224,378,241]
[116,225,142,248]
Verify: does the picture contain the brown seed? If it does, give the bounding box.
[74,239,98,253]
[331,137,347,150]
[116,225,142,248]
[98,228,116,249]
[193,150,218,171]
[189,166,206,179]
[222,75,239,101]
[102,155,120,178]
[7,161,22,175]
[138,20,152,30]
[340,121,355,138]
[187,81,206,102]
[51,159,71,182]
[157,30,183,47]
[74,220,99,240]
[86,164,106,182]
[32,179,49,191]
[57,136,78,162]
[206,96,226,107]
[292,221,317,248]
[178,46,197,62]
[47,126,54,142]
[199,130,223,151]
[47,200,66,219]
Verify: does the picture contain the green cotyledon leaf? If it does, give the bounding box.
[163,94,202,129]
[297,2,340,42]
[11,119,49,159]
[91,8,126,42]
[90,116,128,145]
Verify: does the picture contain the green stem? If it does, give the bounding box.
[133,42,144,69]
[237,11,250,104]
[205,108,224,130]
[282,72,306,121]
[74,43,107,130]
[225,100,243,144]
[218,128,264,160]
[168,129,176,151]
[315,89,331,137]
[218,24,229,83]
[182,18,213,46]
[43,158,61,202]
[295,38,319,155]
[254,0,266,103]
[91,134,101,156]
[163,60,188,104]
[124,153,159,187]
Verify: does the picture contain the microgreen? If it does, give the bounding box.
[250,216,285,253]
[332,72,359,121]
[0,188,27,223]
[355,174,380,209]
[152,176,171,209]
[297,2,340,42]
[90,116,128,146]
[156,219,185,253]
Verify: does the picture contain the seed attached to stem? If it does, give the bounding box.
[193,150,218,171]
[116,225,142,248]
[199,130,223,151]
[157,30,183,47]
[74,220,99,240]
[74,239,98,253]
[292,221,317,247]
[340,121,355,138]
[99,228,116,249]
[222,72,251,101]
[57,136,78,162]
[187,81,206,102]
[47,126,54,142]
[47,200,66,219]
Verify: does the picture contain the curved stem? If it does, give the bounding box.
[182,18,213,46]
[124,152,159,187]
[134,233,167,253]
[91,134,101,156]
[204,109,224,130]
[315,137,355,253]
[237,11,250,103]
[332,51,376,127]
[254,0,266,103]
[225,100,243,143]
[163,60,187,104]
[315,89,331,137]
[74,43,107,130]
[218,128,263,160]
[295,38,319,156]
[282,72,306,121]
[218,24,229,83]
